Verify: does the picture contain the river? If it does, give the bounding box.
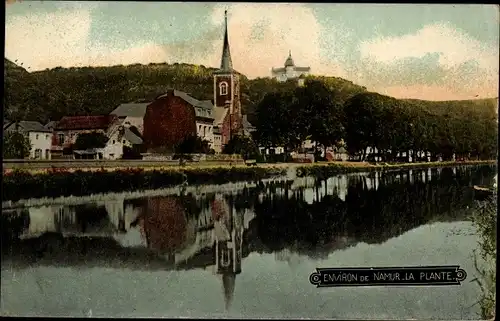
[1,165,496,319]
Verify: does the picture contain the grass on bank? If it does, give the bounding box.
[2,163,253,175]
[296,160,496,178]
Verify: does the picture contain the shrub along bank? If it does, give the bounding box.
[2,166,286,201]
[296,160,497,179]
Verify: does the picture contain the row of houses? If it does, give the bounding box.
[3,89,256,160]
[3,114,144,160]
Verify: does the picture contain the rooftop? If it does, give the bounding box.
[157,90,215,119]
[123,127,143,145]
[110,102,150,118]
[4,121,51,133]
[213,107,228,125]
[284,50,295,67]
[44,120,59,129]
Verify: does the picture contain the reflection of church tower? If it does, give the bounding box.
[213,195,243,311]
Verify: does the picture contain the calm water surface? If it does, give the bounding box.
[1,165,496,319]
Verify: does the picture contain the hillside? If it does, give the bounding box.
[3,59,369,124]
[3,58,497,124]
[4,58,29,74]
[403,98,498,120]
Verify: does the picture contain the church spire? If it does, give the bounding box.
[220,10,233,71]
[284,49,295,67]
[222,274,236,311]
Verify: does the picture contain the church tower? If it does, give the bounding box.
[213,10,243,145]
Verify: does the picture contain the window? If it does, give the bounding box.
[58,134,65,145]
[219,82,228,95]
[46,134,49,140]
[36,134,39,140]
[34,149,42,159]
[112,140,116,144]
[45,149,50,159]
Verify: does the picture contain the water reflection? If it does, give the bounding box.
[1,165,497,317]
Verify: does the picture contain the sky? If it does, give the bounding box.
[5,1,500,101]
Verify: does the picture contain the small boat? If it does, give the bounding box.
[473,185,495,201]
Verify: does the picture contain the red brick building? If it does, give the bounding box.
[142,90,198,152]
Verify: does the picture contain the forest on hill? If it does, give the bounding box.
[3,58,498,125]
[3,59,367,124]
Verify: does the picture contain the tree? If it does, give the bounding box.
[293,80,345,153]
[343,93,382,160]
[175,135,210,154]
[3,131,31,159]
[253,91,302,154]
[73,132,108,150]
[223,135,260,160]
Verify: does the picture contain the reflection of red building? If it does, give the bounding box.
[138,196,188,253]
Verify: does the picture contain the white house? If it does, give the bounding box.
[4,121,53,159]
[192,100,215,146]
[102,124,143,159]
[72,121,143,160]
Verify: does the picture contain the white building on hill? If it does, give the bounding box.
[271,51,311,83]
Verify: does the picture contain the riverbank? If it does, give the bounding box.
[2,166,287,202]
[296,160,496,178]
[2,160,495,202]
